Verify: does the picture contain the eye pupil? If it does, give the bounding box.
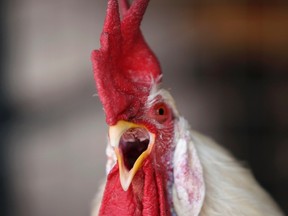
[158,107,165,115]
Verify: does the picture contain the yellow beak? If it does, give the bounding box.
[109,120,155,191]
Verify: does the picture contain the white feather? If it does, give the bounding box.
[194,130,283,215]
[172,117,283,215]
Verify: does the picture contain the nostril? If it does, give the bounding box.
[119,128,150,170]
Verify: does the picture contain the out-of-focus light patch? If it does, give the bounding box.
[6,0,105,108]
[9,105,106,216]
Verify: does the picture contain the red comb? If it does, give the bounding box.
[91,0,162,125]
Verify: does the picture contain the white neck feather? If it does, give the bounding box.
[172,117,283,216]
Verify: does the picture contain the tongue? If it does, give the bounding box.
[99,159,171,216]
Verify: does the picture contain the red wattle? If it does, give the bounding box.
[99,159,171,216]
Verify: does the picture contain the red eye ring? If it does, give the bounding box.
[150,102,171,124]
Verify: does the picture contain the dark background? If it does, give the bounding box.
[1,0,287,215]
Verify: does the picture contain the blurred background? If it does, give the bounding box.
[1,0,287,215]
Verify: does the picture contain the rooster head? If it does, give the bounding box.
[91,0,204,215]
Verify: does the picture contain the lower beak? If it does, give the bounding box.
[109,120,155,191]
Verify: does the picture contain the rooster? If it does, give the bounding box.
[91,0,283,215]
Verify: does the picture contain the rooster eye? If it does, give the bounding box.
[150,102,171,124]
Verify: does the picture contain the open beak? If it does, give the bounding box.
[109,120,156,191]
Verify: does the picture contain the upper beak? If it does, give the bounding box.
[109,120,155,191]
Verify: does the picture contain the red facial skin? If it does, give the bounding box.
[99,99,175,216]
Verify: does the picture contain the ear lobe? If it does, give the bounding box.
[173,119,205,215]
